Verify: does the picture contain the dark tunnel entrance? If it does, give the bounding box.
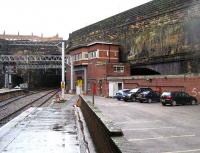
[12,75,24,87]
[35,69,61,89]
[12,69,62,89]
[131,67,161,75]
[40,74,61,88]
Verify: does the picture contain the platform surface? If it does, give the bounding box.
[0,98,80,153]
[0,88,22,94]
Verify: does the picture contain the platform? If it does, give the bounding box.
[0,96,80,153]
[0,88,25,101]
[0,88,23,94]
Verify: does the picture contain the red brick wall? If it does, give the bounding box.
[66,43,130,95]
[107,75,200,102]
[106,63,130,77]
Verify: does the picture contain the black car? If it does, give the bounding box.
[137,90,161,103]
[124,87,153,102]
[115,89,130,100]
[161,91,198,106]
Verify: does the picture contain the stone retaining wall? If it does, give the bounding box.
[78,96,139,153]
[0,89,25,101]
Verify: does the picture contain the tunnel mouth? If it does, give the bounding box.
[12,74,24,88]
[131,67,161,75]
[35,69,62,89]
[40,73,61,88]
[12,69,62,89]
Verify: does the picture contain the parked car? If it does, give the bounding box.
[115,89,130,100]
[124,87,153,102]
[137,90,161,103]
[161,91,198,106]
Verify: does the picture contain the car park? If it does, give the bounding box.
[114,89,130,100]
[137,90,161,103]
[124,87,152,102]
[161,91,198,106]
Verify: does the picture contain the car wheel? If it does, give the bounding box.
[117,98,121,101]
[172,100,176,106]
[162,103,166,106]
[148,98,152,103]
[191,100,197,105]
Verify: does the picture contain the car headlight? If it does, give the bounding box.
[127,93,132,97]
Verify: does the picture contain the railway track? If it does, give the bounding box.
[0,89,59,127]
[0,90,41,108]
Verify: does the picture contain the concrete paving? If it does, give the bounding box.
[85,96,200,153]
[0,95,80,153]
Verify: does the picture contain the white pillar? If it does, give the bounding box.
[84,67,87,93]
[70,56,74,93]
[4,73,8,88]
[9,74,12,88]
[61,42,65,100]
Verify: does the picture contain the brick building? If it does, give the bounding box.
[66,42,130,95]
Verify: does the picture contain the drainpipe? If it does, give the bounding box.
[109,44,111,63]
[84,67,87,93]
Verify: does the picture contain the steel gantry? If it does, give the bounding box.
[0,40,74,92]
[8,41,61,47]
[0,55,71,69]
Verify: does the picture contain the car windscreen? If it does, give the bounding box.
[124,90,130,93]
[161,92,171,96]
[130,88,139,93]
[141,91,150,95]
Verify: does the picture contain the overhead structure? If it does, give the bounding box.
[0,55,71,69]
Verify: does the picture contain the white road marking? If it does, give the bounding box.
[162,148,200,153]
[128,134,195,141]
[123,126,175,131]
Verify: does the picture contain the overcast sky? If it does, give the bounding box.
[0,0,151,39]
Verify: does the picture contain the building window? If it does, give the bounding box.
[73,55,76,61]
[113,65,124,73]
[73,53,83,61]
[82,52,88,59]
[78,53,82,60]
[88,50,99,59]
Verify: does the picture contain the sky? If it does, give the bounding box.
[0,0,151,39]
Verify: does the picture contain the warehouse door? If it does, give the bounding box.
[109,82,123,97]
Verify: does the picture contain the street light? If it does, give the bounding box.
[58,41,73,99]
[61,41,65,100]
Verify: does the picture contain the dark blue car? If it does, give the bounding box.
[115,89,130,100]
[137,90,161,103]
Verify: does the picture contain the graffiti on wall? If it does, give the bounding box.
[192,88,200,97]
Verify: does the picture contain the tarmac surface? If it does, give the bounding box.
[85,96,200,153]
[0,95,80,153]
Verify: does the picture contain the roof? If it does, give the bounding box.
[67,41,120,52]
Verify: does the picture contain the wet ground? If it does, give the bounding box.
[0,96,80,153]
[85,96,200,153]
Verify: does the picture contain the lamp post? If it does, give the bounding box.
[56,41,74,98]
[70,56,74,93]
[61,41,65,100]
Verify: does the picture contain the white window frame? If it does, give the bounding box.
[88,50,99,59]
[113,65,124,73]
[82,52,88,60]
